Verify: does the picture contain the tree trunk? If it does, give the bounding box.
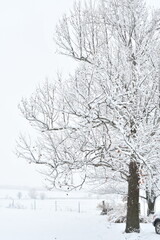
[146,189,156,216]
[147,198,155,216]
[125,160,140,233]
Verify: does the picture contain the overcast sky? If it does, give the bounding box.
[0,0,159,188]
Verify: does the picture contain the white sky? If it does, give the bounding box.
[0,0,159,188]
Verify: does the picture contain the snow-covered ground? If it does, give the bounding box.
[0,188,160,239]
[0,208,159,240]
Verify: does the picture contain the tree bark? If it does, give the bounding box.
[147,198,155,216]
[125,160,140,233]
[146,189,156,216]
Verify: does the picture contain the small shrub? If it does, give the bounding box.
[97,201,113,215]
[107,203,127,223]
[139,215,151,223]
[7,202,26,209]
[107,203,150,223]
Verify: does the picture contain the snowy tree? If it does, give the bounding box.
[16,0,160,233]
[141,176,160,216]
[17,192,22,200]
[145,184,157,216]
[28,189,37,199]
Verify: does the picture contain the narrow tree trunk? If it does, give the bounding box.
[125,160,140,233]
[147,198,155,216]
[146,189,156,216]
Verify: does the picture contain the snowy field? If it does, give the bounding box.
[0,208,159,240]
[0,189,160,240]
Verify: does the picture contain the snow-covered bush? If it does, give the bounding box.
[97,201,113,215]
[107,203,127,223]
[7,202,26,209]
[107,203,150,223]
[139,216,150,223]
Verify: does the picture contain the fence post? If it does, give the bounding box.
[33,200,36,210]
[78,201,80,213]
[12,199,14,208]
[55,201,57,211]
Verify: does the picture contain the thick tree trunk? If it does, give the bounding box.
[125,160,140,233]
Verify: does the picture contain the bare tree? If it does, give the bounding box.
[17,192,22,200]
[141,177,160,216]
[16,0,160,233]
[28,189,37,199]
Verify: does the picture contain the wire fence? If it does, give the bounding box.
[0,198,105,213]
[0,196,154,216]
